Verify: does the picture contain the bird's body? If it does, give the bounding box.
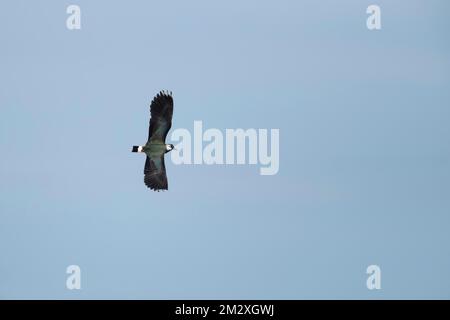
[143,143,169,155]
[131,91,174,191]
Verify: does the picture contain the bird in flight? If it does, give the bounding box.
[131,90,174,191]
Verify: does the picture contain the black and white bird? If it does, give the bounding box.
[131,91,174,191]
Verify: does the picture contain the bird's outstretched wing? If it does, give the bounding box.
[144,155,168,191]
[147,90,173,144]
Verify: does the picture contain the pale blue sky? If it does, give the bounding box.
[0,0,449,299]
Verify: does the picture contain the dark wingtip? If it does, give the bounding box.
[159,90,172,97]
[132,146,139,152]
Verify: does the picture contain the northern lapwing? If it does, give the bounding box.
[131,90,174,191]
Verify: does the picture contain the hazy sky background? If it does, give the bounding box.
[1,0,449,299]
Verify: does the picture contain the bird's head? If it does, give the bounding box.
[165,144,175,152]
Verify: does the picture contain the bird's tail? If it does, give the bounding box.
[131,146,144,153]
